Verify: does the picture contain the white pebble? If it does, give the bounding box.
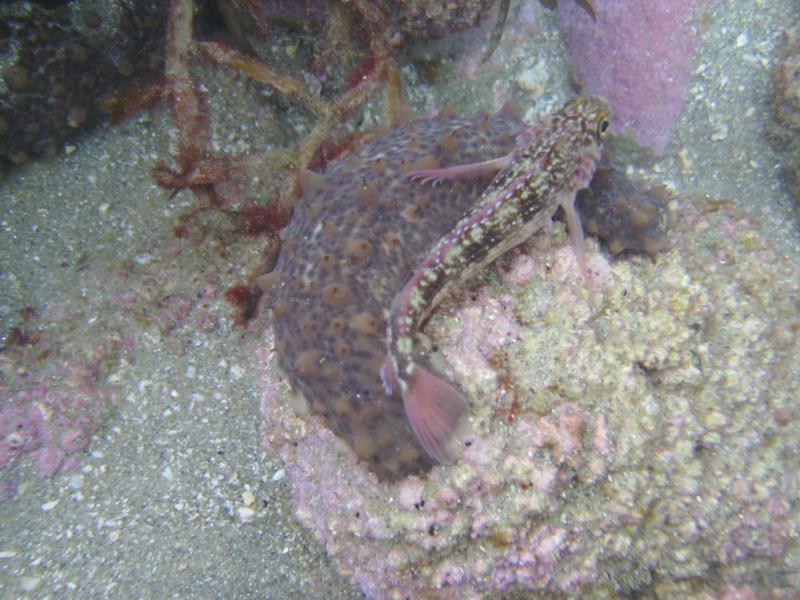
[515,61,547,96]
[272,469,285,482]
[237,506,255,522]
[710,123,728,141]
[41,500,59,512]
[20,577,41,592]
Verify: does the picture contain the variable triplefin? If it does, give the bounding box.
[383,96,610,464]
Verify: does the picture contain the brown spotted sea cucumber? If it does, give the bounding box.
[265,108,525,479]
[576,159,672,257]
[265,98,609,480]
[383,96,610,463]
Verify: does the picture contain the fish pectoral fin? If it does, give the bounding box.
[402,365,470,464]
[407,154,512,186]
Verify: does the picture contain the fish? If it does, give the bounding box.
[382,95,611,464]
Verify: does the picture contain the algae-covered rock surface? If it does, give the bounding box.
[2,0,799,597]
[260,196,799,598]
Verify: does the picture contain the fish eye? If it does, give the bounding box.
[597,119,609,136]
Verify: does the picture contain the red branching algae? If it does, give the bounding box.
[228,204,289,238]
[307,133,361,173]
[5,326,40,348]
[100,78,165,126]
[225,284,263,327]
[154,0,400,274]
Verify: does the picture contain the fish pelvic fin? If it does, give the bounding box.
[561,193,594,294]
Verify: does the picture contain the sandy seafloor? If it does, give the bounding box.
[1,0,799,598]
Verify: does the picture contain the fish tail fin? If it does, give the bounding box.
[402,365,470,464]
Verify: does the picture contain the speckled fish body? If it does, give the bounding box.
[266,111,526,480]
[384,96,611,463]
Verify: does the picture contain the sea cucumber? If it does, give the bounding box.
[576,159,672,257]
[265,98,609,479]
[383,96,610,463]
[264,108,524,479]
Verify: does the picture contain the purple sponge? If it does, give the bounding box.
[558,0,715,152]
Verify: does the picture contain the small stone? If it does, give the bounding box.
[237,506,255,522]
[515,61,547,96]
[710,123,728,141]
[41,499,59,512]
[4,65,29,91]
[677,149,693,171]
[272,469,285,482]
[67,106,88,128]
[704,410,727,429]
[242,491,255,506]
[19,577,41,592]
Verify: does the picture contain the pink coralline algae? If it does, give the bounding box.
[260,197,799,597]
[439,289,520,385]
[0,316,121,492]
[0,237,230,499]
[558,0,715,151]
